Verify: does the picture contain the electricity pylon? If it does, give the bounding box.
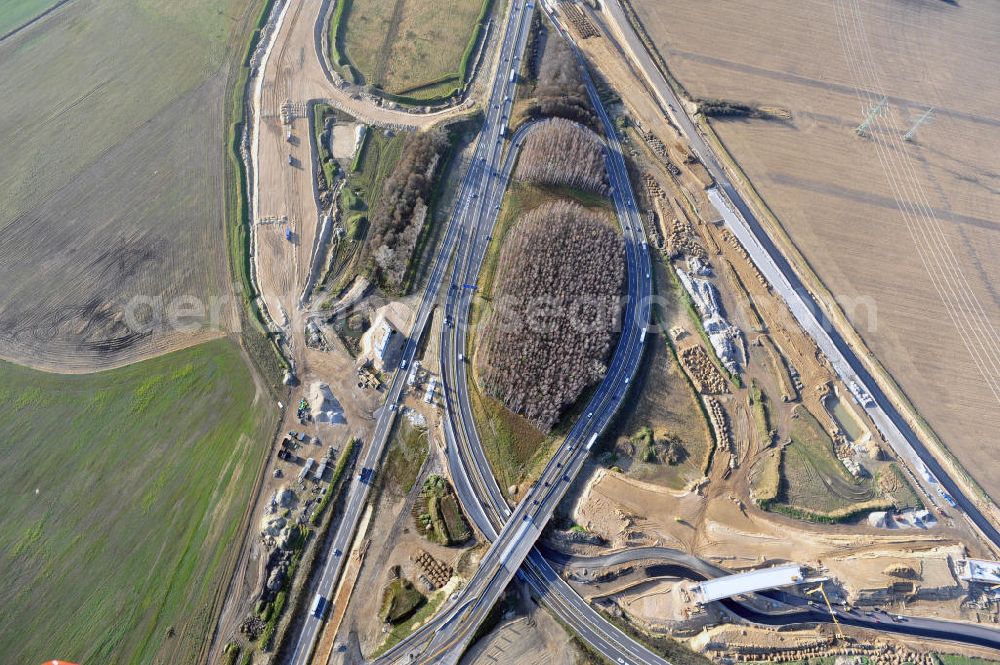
[903,106,934,142]
[855,96,888,137]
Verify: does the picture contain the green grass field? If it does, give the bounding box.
[776,406,877,516]
[382,417,429,496]
[335,0,488,100]
[0,339,271,664]
[0,0,62,37]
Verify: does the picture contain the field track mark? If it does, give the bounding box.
[832,0,1000,407]
[371,0,408,87]
[0,0,74,43]
[663,47,1000,130]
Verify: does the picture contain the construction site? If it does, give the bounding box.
[214,0,1000,663]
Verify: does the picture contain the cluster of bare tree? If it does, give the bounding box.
[523,29,597,131]
[479,201,624,432]
[515,119,608,194]
[367,128,450,291]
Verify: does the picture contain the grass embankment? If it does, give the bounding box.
[379,578,426,624]
[755,404,917,523]
[372,584,450,657]
[382,417,430,495]
[332,0,492,102]
[321,126,407,293]
[469,181,613,491]
[226,0,290,387]
[0,340,271,664]
[607,260,714,489]
[313,102,342,191]
[414,475,471,545]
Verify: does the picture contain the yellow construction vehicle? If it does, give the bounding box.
[806,582,845,640]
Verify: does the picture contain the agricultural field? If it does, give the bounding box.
[334,0,490,100]
[631,0,1000,502]
[0,0,62,37]
[0,339,270,665]
[0,0,254,370]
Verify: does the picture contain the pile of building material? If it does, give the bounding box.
[665,214,706,260]
[705,397,732,465]
[412,549,452,590]
[676,268,746,374]
[679,345,728,394]
[309,382,345,424]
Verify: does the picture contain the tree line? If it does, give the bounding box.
[522,25,598,131]
[366,127,451,291]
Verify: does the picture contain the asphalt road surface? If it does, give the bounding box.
[555,545,1000,653]
[376,5,656,662]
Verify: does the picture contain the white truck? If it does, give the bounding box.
[311,593,328,619]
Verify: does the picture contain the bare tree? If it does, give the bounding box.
[479,200,624,432]
[364,127,450,291]
[515,119,608,194]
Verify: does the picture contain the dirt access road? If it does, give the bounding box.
[252,0,484,374]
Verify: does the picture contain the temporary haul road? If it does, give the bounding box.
[550,546,1000,652]
[596,0,1000,549]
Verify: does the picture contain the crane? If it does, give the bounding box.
[807,582,845,640]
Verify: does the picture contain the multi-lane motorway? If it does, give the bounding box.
[286,0,540,662]
[376,3,657,661]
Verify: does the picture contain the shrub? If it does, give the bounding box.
[379,579,425,624]
[479,200,624,431]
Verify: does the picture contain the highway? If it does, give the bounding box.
[285,0,541,662]
[288,0,1000,662]
[376,1,656,660]
[599,0,1000,550]
[283,2,535,660]
[377,1,1000,661]
[551,545,1000,653]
